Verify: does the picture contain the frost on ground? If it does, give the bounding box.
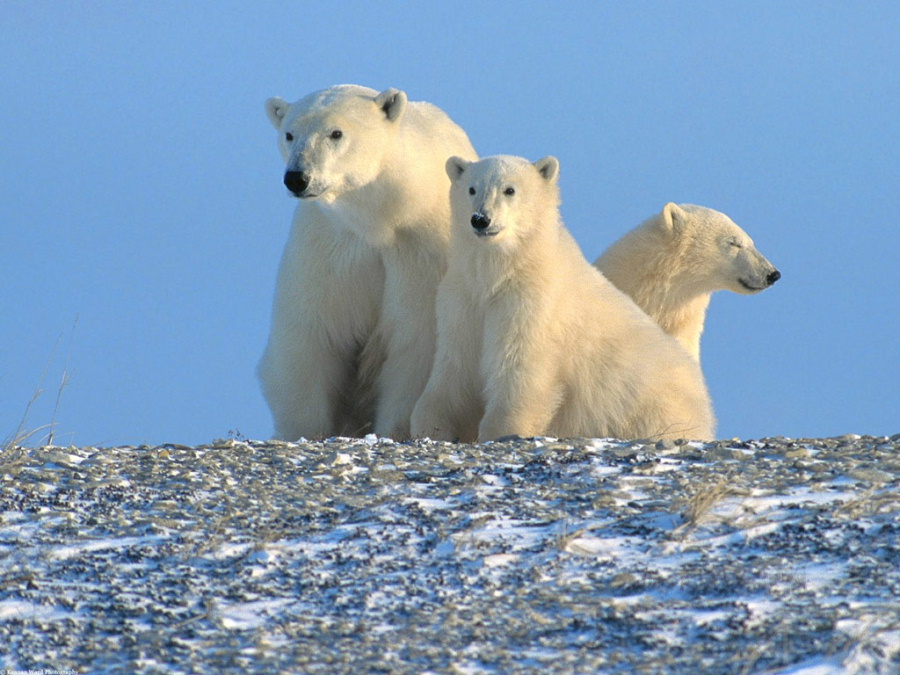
[0,434,898,675]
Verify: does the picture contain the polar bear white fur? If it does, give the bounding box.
[258,85,477,440]
[411,155,716,443]
[594,203,780,361]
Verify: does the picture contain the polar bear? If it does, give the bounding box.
[594,203,780,361]
[411,155,716,443]
[258,85,477,440]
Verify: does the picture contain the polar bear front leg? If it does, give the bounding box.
[411,383,458,442]
[372,252,444,440]
[374,332,435,440]
[477,308,560,442]
[258,330,351,440]
[477,371,559,442]
[410,281,482,442]
[258,210,383,440]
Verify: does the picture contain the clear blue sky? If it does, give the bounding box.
[2,2,898,447]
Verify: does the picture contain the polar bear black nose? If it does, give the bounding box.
[767,269,781,285]
[283,170,310,195]
[471,213,491,230]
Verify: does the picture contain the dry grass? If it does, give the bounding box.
[670,476,738,537]
[1,317,77,457]
[833,489,900,519]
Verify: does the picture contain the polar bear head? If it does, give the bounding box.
[661,203,780,295]
[265,85,407,205]
[445,154,561,251]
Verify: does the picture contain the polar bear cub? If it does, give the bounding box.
[411,155,716,443]
[595,203,780,361]
[258,85,477,441]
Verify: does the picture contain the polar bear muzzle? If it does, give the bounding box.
[283,170,311,197]
[471,212,492,230]
[471,212,499,237]
[739,267,781,292]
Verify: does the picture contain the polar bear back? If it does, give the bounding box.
[537,229,715,440]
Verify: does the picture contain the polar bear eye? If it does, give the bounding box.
[468,187,476,195]
[503,187,516,196]
[729,239,743,249]
[285,132,294,142]
[329,130,343,140]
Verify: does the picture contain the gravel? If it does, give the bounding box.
[1,434,898,674]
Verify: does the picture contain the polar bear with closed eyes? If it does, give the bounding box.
[595,203,780,362]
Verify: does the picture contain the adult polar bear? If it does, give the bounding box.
[595,203,780,361]
[411,155,715,443]
[258,85,477,440]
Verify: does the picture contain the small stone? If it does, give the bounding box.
[614,447,640,459]
[546,443,574,452]
[847,468,892,485]
[784,448,810,459]
[610,573,638,588]
[708,447,746,461]
[32,482,57,494]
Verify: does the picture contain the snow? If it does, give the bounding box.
[46,534,161,561]
[0,599,73,622]
[764,657,849,675]
[0,435,897,674]
[217,597,294,630]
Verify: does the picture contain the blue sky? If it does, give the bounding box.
[2,2,897,446]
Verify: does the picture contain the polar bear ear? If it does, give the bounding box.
[265,97,290,130]
[375,88,408,122]
[446,156,469,182]
[661,202,688,232]
[533,156,560,183]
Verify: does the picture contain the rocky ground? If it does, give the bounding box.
[0,434,898,674]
